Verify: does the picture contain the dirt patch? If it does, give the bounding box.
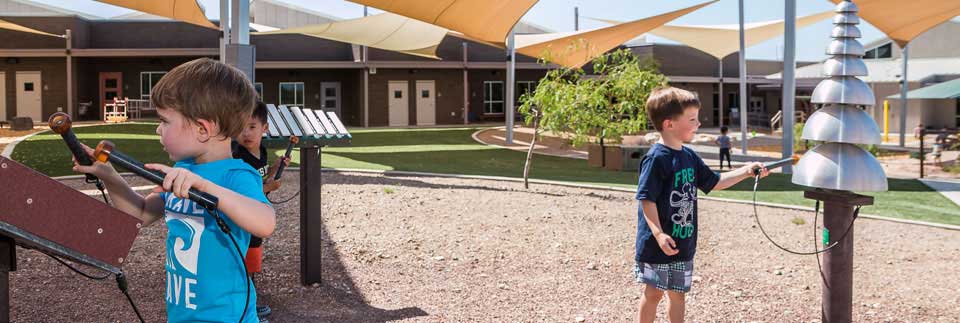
[9,172,958,322]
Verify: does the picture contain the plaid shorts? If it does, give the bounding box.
[633,260,694,293]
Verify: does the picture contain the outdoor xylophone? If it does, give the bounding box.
[0,155,142,321]
[261,104,351,285]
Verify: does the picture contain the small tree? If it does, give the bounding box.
[518,48,667,188]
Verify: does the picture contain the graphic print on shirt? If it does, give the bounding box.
[669,168,696,239]
[164,193,207,310]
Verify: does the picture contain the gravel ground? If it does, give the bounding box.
[9,171,959,322]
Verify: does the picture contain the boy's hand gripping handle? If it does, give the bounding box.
[273,136,299,181]
[49,112,98,182]
[93,140,219,210]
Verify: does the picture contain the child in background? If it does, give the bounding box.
[232,101,291,322]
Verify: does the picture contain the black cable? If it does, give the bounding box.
[115,272,146,323]
[89,178,110,204]
[268,190,300,204]
[751,175,859,255]
[46,253,111,280]
[209,209,251,323]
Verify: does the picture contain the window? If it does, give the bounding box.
[421,89,430,98]
[254,82,263,100]
[279,82,304,106]
[516,81,536,101]
[394,90,402,98]
[864,42,892,60]
[140,72,166,99]
[484,81,504,114]
[24,82,34,92]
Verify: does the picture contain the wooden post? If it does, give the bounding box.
[300,146,323,285]
[919,128,924,178]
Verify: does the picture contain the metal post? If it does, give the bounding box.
[804,190,873,323]
[718,58,724,127]
[920,128,924,178]
[898,44,910,147]
[574,7,579,31]
[505,30,516,144]
[219,0,229,62]
[463,42,469,125]
[738,0,748,154]
[782,0,797,174]
[300,146,322,285]
[362,7,370,128]
[0,236,15,323]
[230,0,248,45]
[65,29,73,119]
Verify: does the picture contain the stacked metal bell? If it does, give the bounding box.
[792,0,888,192]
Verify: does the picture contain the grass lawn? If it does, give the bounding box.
[11,124,960,225]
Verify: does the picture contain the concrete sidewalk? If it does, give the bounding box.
[919,178,960,207]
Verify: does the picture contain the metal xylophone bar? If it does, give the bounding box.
[263,104,351,148]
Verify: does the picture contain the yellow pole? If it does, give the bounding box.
[883,100,889,142]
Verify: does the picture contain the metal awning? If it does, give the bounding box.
[887,78,960,99]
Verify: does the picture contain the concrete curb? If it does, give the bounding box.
[2,122,159,158]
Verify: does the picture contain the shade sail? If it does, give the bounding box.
[253,13,448,59]
[591,11,833,59]
[95,0,218,29]
[348,0,537,45]
[0,18,62,38]
[887,77,960,99]
[830,0,960,47]
[515,1,715,69]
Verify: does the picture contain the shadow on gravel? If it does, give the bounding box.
[324,171,567,197]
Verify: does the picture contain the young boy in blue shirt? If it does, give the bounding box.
[635,87,768,323]
[74,58,276,322]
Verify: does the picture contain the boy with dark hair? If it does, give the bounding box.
[635,86,768,323]
[75,58,275,322]
[232,101,290,321]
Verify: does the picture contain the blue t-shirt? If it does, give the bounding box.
[635,143,720,264]
[160,158,269,322]
[717,135,731,149]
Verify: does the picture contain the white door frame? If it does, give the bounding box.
[388,81,408,127]
[320,82,341,116]
[16,71,42,122]
[416,80,436,126]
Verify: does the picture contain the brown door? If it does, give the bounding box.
[99,72,122,119]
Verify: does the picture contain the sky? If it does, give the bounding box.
[29,0,898,62]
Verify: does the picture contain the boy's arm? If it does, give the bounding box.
[73,145,164,225]
[146,164,276,238]
[713,162,769,191]
[641,200,678,256]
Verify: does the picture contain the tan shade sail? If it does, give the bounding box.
[830,0,960,47]
[348,0,537,45]
[254,13,448,59]
[593,10,833,59]
[0,18,62,38]
[95,0,218,29]
[515,1,715,68]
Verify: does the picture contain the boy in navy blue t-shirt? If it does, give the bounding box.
[635,87,768,323]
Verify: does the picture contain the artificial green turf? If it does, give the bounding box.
[11,124,959,225]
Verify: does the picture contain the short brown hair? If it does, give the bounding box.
[645,86,700,132]
[150,58,256,139]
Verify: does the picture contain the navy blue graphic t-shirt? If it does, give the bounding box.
[635,143,720,264]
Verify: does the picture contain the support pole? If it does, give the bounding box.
[463,42,469,125]
[219,0,229,62]
[781,0,797,174]
[804,190,873,323]
[574,7,579,31]
[300,146,322,285]
[718,58,724,127]
[738,0,748,154]
[363,6,369,128]
[65,29,73,119]
[505,30,516,144]
[898,44,910,147]
[0,236,15,323]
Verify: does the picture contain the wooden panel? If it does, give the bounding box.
[0,157,141,272]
